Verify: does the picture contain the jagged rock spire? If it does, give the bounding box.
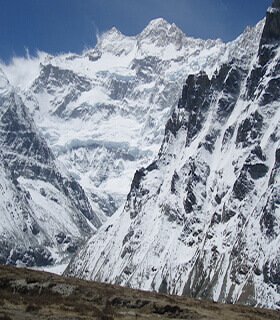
[272,0,280,8]
[260,0,280,47]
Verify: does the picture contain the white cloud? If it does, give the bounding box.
[0,50,47,90]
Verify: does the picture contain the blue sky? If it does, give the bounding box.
[0,0,272,62]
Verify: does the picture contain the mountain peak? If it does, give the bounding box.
[96,26,135,55]
[144,17,171,30]
[141,18,183,36]
[260,0,280,46]
[138,18,185,50]
[99,26,124,42]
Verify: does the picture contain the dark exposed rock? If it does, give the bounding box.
[55,232,66,244]
[62,178,100,227]
[200,130,219,153]
[183,192,196,214]
[269,148,280,185]
[263,257,280,286]
[233,172,254,201]
[171,170,179,194]
[260,77,280,106]
[246,66,264,100]
[275,148,280,164]
[87,49,102,61]
[184,73,211,113]
[236,111,263,147]
[30,222,40,235]
[125,169,147,218]
[165,72,212,146]
[216,66,244,119]
[158,278,168,294]
[215,194,222,204]
[121,246,134,259]
[260,198,278,238]
[164,110,182,138]
[252,145,266,161]
[146,161,158,172]
[152,304,182,316]
[66,242,78,253]
[222,125,235,147]
[260,0,280,48]
[222,206,236,223]
[257,1,280,68]
[122,230,134,246]
[213,64,233,91]
[247,163,269,179]
[130,169,145,191]
[185,73,212,143]
[161,204,182,223]
[210,212,222,226]
[183,176,198,214]
[7,247,53,267]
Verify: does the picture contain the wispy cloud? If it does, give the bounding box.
[0,50,47,89]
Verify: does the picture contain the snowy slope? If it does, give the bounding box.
[0,70,99,267]
[66,3,280,310]
[1,18,264,222]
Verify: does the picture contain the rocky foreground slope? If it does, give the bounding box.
[0,265,279,320]
[66,0,280,310]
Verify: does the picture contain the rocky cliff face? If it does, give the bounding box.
[66,3,280,310]
[0,71,100,267]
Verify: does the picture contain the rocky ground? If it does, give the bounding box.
[0,265,279,320]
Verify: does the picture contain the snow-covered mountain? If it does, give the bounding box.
[0,70,100,267]
[2,17,264,222]
[66,1,280,310]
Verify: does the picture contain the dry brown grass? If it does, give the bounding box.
[0,265,279,320]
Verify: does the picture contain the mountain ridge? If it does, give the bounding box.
[65,3,280,310]
[0,16,264,225]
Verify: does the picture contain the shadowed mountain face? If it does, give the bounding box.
[0,265,279,320]
[66,2,280,310]
[0,72,100,267]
